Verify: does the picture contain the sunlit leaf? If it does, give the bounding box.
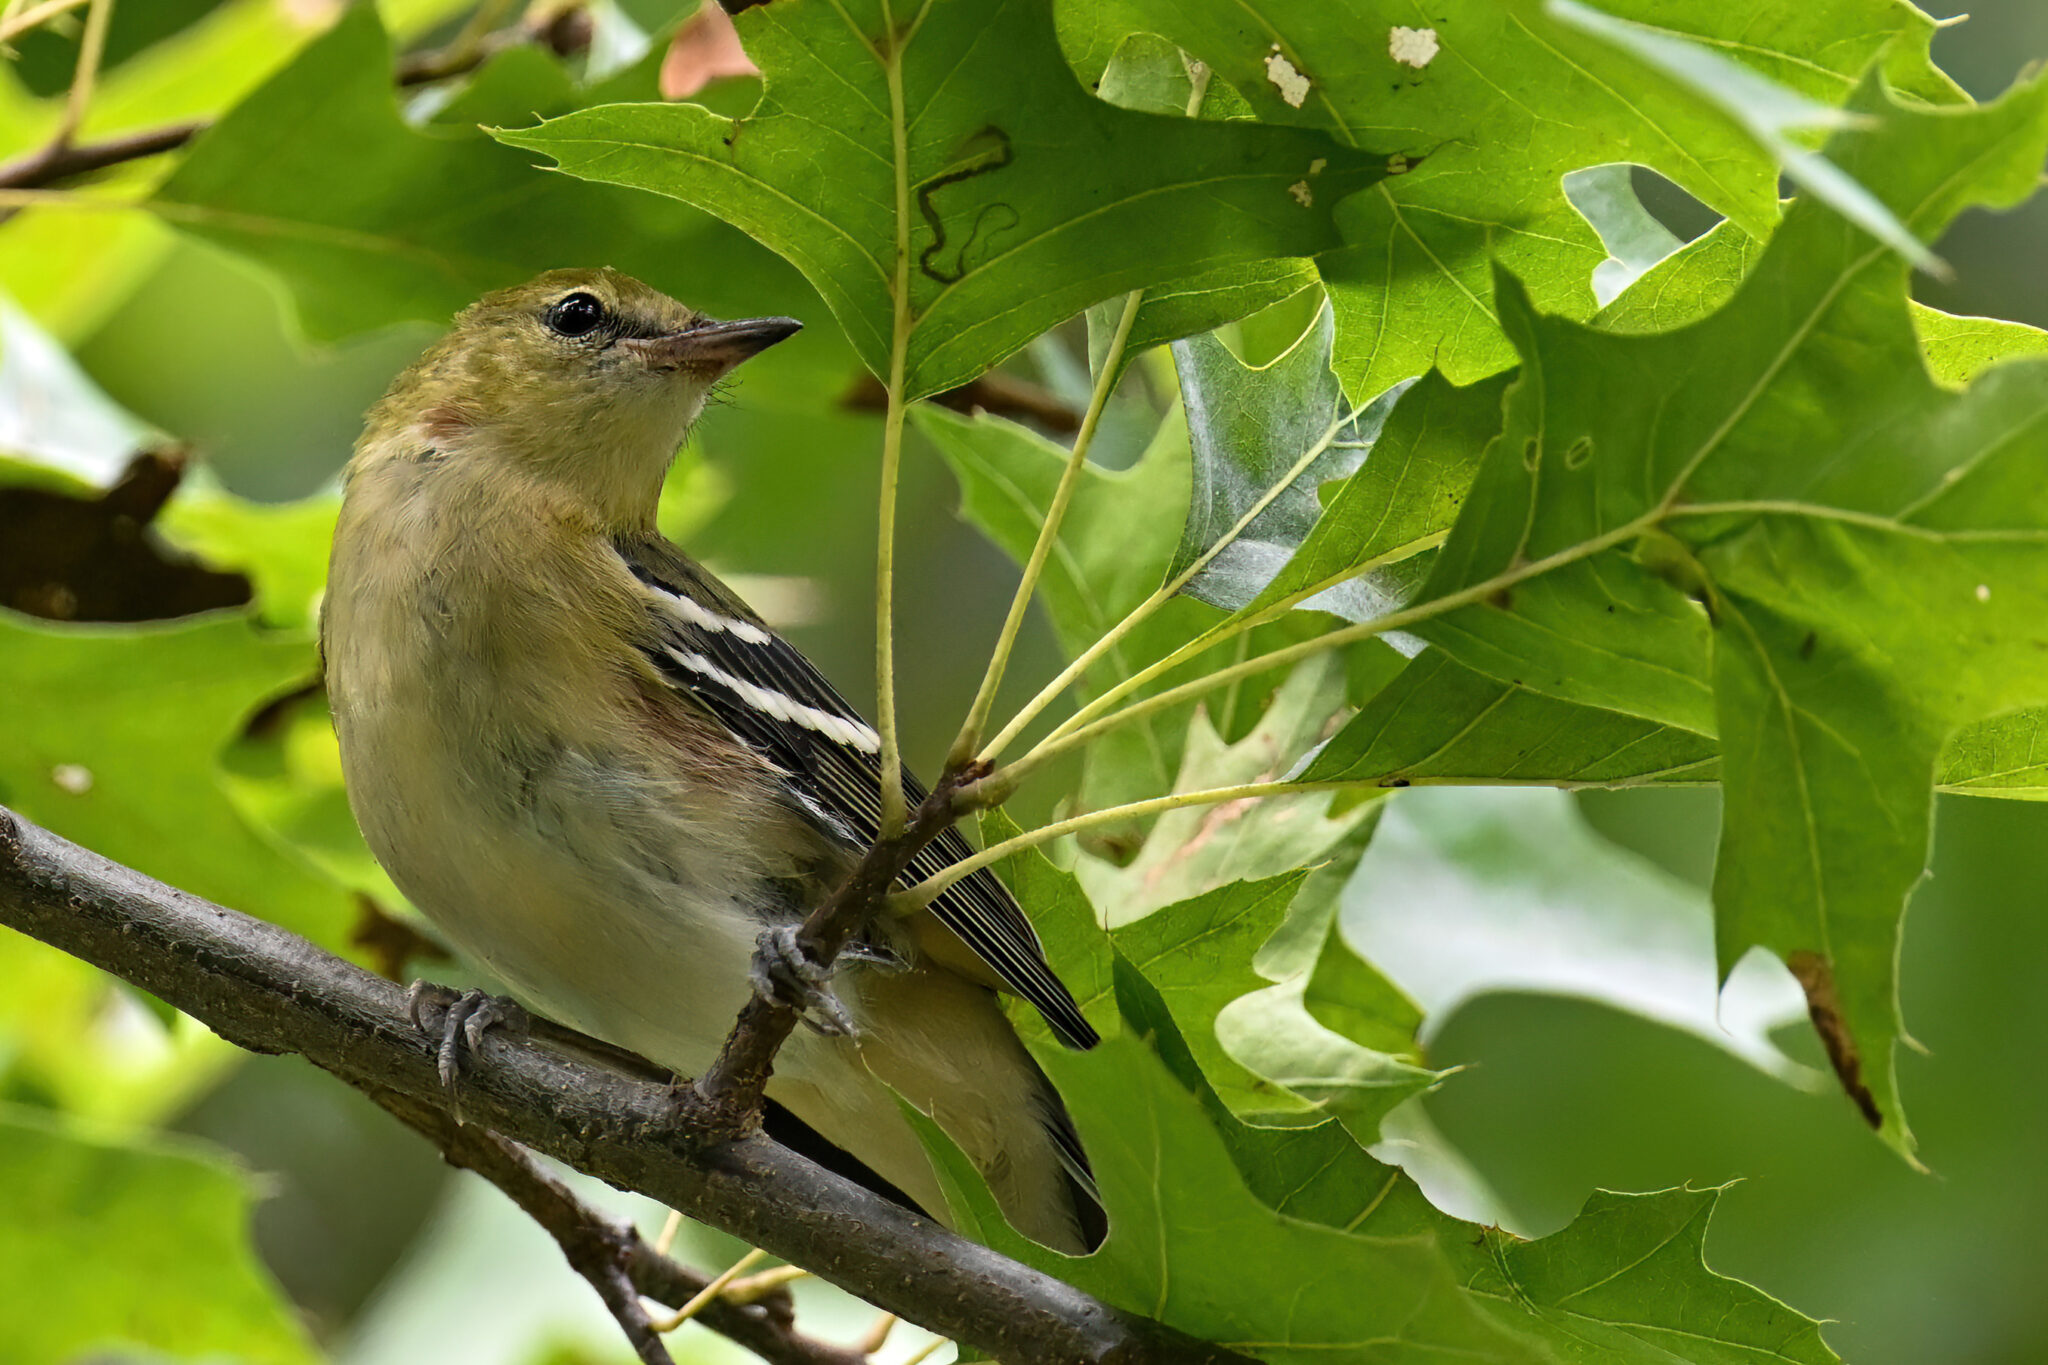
[499,0,1388,398]
[1409,76,2048,1152]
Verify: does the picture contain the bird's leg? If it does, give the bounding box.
[748,925,856,1037]
[405,981,530,1117]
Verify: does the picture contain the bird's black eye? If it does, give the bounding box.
[545,292,606,338]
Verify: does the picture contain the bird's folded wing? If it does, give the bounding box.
[615,536,1099,1050]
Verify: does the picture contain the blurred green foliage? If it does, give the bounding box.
[1,0,2046,1362]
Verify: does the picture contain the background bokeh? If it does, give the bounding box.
[9,1,2047,1361]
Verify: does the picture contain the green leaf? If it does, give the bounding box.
[1239,368,1501,625]
[0,0,473,337]
[1076,654,1378,927]
[1405,76,2048,1152]
[913,867,1835,1363]
[1117,0,1954,400]
[0,613,351,949]
[1076,656,1441,1138]
[155,5,804,340]
[1304,649,1718,789]
[497,0,1388,399]
[1078,33,1323,383]
[1549,0,1937,273]
[1169,303,1380,614]
[1910,303,2048,386]
[0,1108,317,1365]
[924,401,1223,815]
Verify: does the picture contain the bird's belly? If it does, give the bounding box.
[340,698,789,1081]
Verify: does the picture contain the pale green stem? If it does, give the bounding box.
[0,0,88,45]
[873,0,914,834]
[902,778,1358,908]
[54,0,111,144]
[445,0,515,64]
[947,288,1142,768]
[979,403,1363,763]
[996,514,1657,791]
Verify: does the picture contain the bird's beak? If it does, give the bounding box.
[624,316,803,373]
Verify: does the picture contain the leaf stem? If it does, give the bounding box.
[0,0,88,45]
[948,289,1142,768]
[874,0,914,835]
[899,779,1358,909]
[995,514,1656,791]
[54,0,111,146]
[979,402,1364,763]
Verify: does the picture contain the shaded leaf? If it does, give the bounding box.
[1116,0,1956,399]
[0,613,351,948]
[1169,303,1382,614]
[0,1109,317,1365]
[1408,76,2048,1152]
[915,859,1836,1363]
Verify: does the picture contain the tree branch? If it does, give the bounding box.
[0,805,1253,1365]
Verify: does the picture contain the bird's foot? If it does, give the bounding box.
[406,982,530,1114]
[749,925,855,1038]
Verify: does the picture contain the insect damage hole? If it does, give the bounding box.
[1264,44,1311,107]
[1389,26,1439,69]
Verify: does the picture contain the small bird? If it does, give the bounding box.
[322,268,1101,1252]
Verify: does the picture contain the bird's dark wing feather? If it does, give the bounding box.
[616,535,1098,1051]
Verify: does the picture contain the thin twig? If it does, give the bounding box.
[688,765,983,1132]
[53,0,111,146]
[948,289,1143,769]
[0,119,203,191]
[0,0,88,45]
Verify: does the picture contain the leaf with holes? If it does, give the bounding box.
[496,0,1387,399]
[1401,76,2048,1154]
[1111,0,1958,399]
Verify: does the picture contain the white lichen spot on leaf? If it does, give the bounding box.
[1288,180,1314,206]
[1264,44,1311,108]
[1389,26,1440,69]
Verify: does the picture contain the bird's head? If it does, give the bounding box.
[357,267,800,524]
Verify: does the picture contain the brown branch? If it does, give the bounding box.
[0,805,1254,1365]
[689,767,984,1135]
[0,119,203,191]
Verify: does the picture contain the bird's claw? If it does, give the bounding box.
[406,982,530,1114]
[749,925,856,1038]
